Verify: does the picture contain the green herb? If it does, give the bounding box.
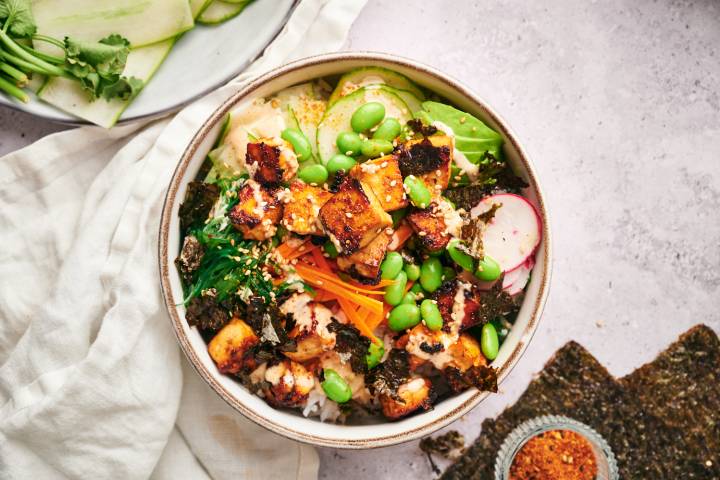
[0,0,142,103]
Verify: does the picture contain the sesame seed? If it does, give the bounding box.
[418,231,427,236]
[346,212,353,218]
[385,228,394,235]
[381,161,388,168]
[346,151,353,156]
[459,116,466,124]
[390,180,397,187]
[385,195,392,202]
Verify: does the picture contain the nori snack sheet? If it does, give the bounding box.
[441,325,720,479]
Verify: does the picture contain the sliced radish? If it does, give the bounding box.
[470,193,541,272]
[502,257,535,295]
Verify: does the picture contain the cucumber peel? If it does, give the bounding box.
[328,66,425,106]
[197,0,250,25]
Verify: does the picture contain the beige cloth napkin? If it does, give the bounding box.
[0,1,366,478]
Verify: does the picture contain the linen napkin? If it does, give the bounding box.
[0,1,367,478]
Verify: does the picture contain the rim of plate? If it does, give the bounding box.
[0,1,299,126]
[158,51,553,448]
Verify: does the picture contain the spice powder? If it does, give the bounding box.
[509,430,597,480]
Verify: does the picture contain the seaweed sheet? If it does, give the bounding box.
[441,325,720,479]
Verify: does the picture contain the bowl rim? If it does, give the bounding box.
[158,51,553,449]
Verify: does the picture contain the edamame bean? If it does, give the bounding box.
[447,239,475,271]
[321,368,352,403]
[327,154,357,174]
[324,241,339,259]
[372,118,401,141]
[361,139,394,158]
[420,257,443,292]
[366,342,384,369]
[475,255,502,281]
[401,291,417,305]
[380,252,404,280]
[409,282,425,294]
[404,263,420,281]
[298,164,328,184]
[384,271,407,306]
[351,102,385,132]
[420,299,443,331]
[442,266,456,281]
[336,131,363,156]
[387,303,421,332]
[403,175,431,208]
[281,128,312,162]
[480,323,499,360]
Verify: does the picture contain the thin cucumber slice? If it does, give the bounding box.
[220,0,252,4]
[190,0,214,17]
[37,40,175,128]
[380,86,422,116]
[328,66,425,106]
[197,0,249,24]
[316,86,412,164]
[32,0,194,53]
[272,83,326,158]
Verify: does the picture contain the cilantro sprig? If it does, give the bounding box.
[0,0,143,103]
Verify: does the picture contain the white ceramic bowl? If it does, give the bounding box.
[158,52,552,449]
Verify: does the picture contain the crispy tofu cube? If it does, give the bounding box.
[228,180,283,240]
[319,177,392,254]
[448,333,487,371]
[380,377,433,420]
[281,181,332,236]
[246,141,298,187]
[397,135,453,192]
[263,360,315,408]
[350,155,408,212]
[406,205,449,251]
[208,318,259,374]
[336,228,392,283]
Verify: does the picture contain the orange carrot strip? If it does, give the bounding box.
[295,265,383,315]
[277,237,312,259]
[350,279,396,290]
[295,263,386,296]
[286,243,318,261]
[388,223,413,251]
[338,297,379,343]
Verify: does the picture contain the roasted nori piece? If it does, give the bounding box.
[396,138,450,177]
[441,325,720,479]
[178,181,219,233]
[175,235,205,284]
[185,295,230,331]
[366,349,411,401]
[328,320,371,374]
[245,296,297,363]
[420,430,466,475]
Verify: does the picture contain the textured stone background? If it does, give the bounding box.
[1,0,718,478]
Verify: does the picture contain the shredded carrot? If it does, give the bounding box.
[277,237,313,259]
[295,262,386,296]
[388,223,413,251]
[404,280,414,295]
[337,297,379,344]
[350,278,396,290]
[294,264,383,315]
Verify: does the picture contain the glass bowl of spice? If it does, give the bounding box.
[494,415,618,480]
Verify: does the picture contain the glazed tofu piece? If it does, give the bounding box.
[262,360,315,408]
[281,181,332,236]
[281,295,336,362]
[228,179,283,240]
[397,135,453,192]
[406,205,449,251]
[335,228,392,283]
[380,377,433,420]
[245,141,298,187]
[349,155,408,212]
[448,333,487,371]
[208,318,259,374]
[318,176,392,254]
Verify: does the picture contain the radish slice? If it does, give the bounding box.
[471,193,541,272]
[503,257,535,295]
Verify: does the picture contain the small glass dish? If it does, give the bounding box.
[494,414,619,480]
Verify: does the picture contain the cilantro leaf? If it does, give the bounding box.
[0,0,36,38]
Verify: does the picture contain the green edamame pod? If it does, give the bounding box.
[403,175,431,209]
[380,252,404,280]
[384,271,408,306]
[336,131,363,156]
[387,303,421,332]
[281,128,312,162]
[481,323,499,360]
[361,139,394,158]
[404,263,420,281]
[366,342,384,369]
[327,154,357,174]
[409,282,425,294]
[298,164,328,184]
[420,299,443,331]
[372,118,401,141]
[420,257,443,292]
[351,102,385,132]
[324,241,339,259]
[321,368,353,403]
[475,255,502,281]
[442,266,456,281]
[391,208,407,228]
[447,239,475,271]
[401,291,417,305]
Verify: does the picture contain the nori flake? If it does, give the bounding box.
[440,324,720,479]
[178,181,219,233]
[328,320,370,375]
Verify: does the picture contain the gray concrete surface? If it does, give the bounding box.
[1,0,719,478]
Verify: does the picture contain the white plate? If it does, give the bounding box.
[0,0,296,125]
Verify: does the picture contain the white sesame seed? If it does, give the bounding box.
[385,195,392,202]
[390,180,397,187]
[345,212,353,218]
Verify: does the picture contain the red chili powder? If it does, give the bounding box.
[509,429,598,480]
